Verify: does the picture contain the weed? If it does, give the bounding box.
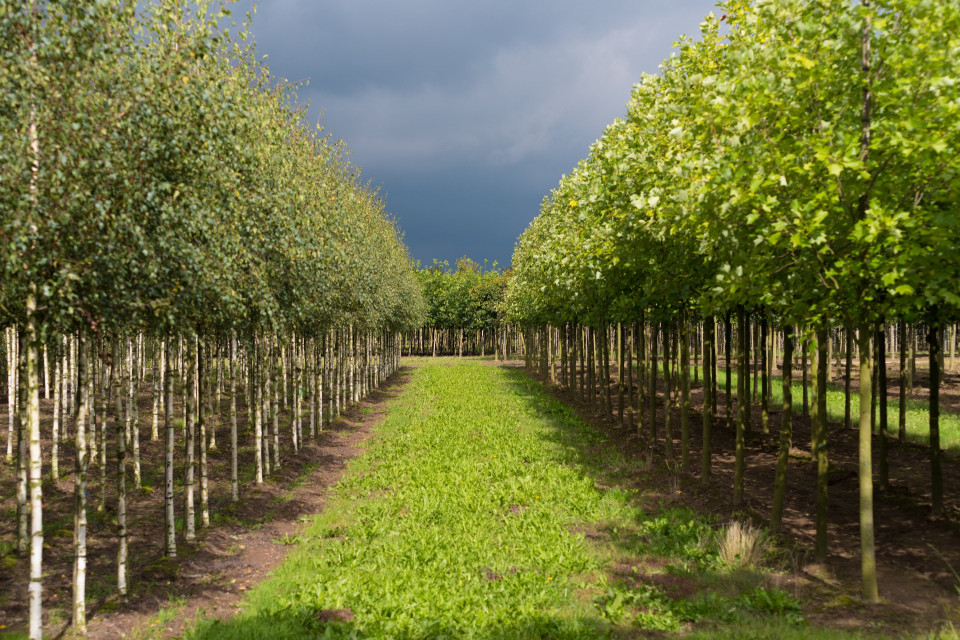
[718,520,769,570]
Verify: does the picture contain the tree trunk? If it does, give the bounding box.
[771,325,794,532]
[198,339,209,529]
[663,321,675,463]
[680,313,691,472]
[846,328,854,429]
[899,320,907,442]
[858,321,878,601]
[25,290,43,639]
[115,343,128,596]
[184,336,196,543]
[815,328,829,564]
[164,338,176,557]
[724,312,732,428]
[734,306,747,506]
[877,323,889,491]
[929,322,943,516]
[51,343,61,480]
[761,313,769,435]
[72,333,90,633]
[701,317,714,482]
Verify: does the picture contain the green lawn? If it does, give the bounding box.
[179,361,940,639]
[707,366,960,451]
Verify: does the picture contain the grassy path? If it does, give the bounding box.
[184,361,874,639]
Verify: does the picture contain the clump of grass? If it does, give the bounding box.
[717,521,768,570]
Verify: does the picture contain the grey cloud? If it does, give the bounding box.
[233,0,719,265]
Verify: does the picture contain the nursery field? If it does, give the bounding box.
[154,360,958,640]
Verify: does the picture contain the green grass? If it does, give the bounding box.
[181,361,923,639]
[704,365,960,451]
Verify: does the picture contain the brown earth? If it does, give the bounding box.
[522,355,960,638]
[0,367,412,639]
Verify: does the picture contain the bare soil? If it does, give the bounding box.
[0,368,412,639]
[526,355,960,637]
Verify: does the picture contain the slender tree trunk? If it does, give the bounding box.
[254,336,264,485]
[25,290,43,639]
[802,332,809,418]
[184,336,196,543]
[198,340,209,529]
[724,313,732,428]
[680,313,691,472]
[877,323,889,491]
[929,322,943,516]
[858,321,878,601]
[231,335,239,502]
[51,344,61,480]
[17,332,28,556]
[898,321,907,442]
[6,326,15,463]
[701,317,714,482]
[271,340,280,470]
[164,338,176,557]
[129,337,141,490]
[72,333,89,633]
[815,328,829,564]
[761,313,769,435]
[846,328,854,429]
[649,319,658,451]
[115,343,128,597]
[627,324,635,432]
[771,325,794,532]
[663,321,675,463]
[734,306,747,506]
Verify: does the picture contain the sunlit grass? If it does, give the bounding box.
[708,366,960,452]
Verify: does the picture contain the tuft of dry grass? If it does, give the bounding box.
[717,520,768,570]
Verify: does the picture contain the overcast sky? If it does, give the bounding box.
[232,1,719,268]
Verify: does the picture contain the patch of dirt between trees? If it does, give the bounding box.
[524,362,960,638]
[0,367,414,640]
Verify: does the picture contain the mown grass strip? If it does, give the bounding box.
[182,362,907,639]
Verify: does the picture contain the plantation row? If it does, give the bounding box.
[504,0,960,605]
[0,2,424,638]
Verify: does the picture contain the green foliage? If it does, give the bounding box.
[417,257,506,331]
[0,0,426,342]
[505,0,960,329]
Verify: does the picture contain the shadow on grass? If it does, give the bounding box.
[189,610,611,640]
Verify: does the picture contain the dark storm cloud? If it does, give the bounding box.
[230,0,720,266]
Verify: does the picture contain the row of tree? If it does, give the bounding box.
[412,258,507,356]
[0,2,425,638]
[504,0,960,603]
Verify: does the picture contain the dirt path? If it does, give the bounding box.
[0,368,413,640]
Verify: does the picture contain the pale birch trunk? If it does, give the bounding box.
[184,336,196,543]
[128,337,140,489]
[254,336,264,485]
[163,338,176,557]
[97,353,109,514]
[72,333,90,633]
[208,341,217,452]
[271,340,280,469]
[230,335,238,502]
[5,326,15,462]
[26,290,43,640]
[114,345,128,597]
[151,338,161,441]
[51,344,61,480]
[17,331,28,556]
[198,339,209,528]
